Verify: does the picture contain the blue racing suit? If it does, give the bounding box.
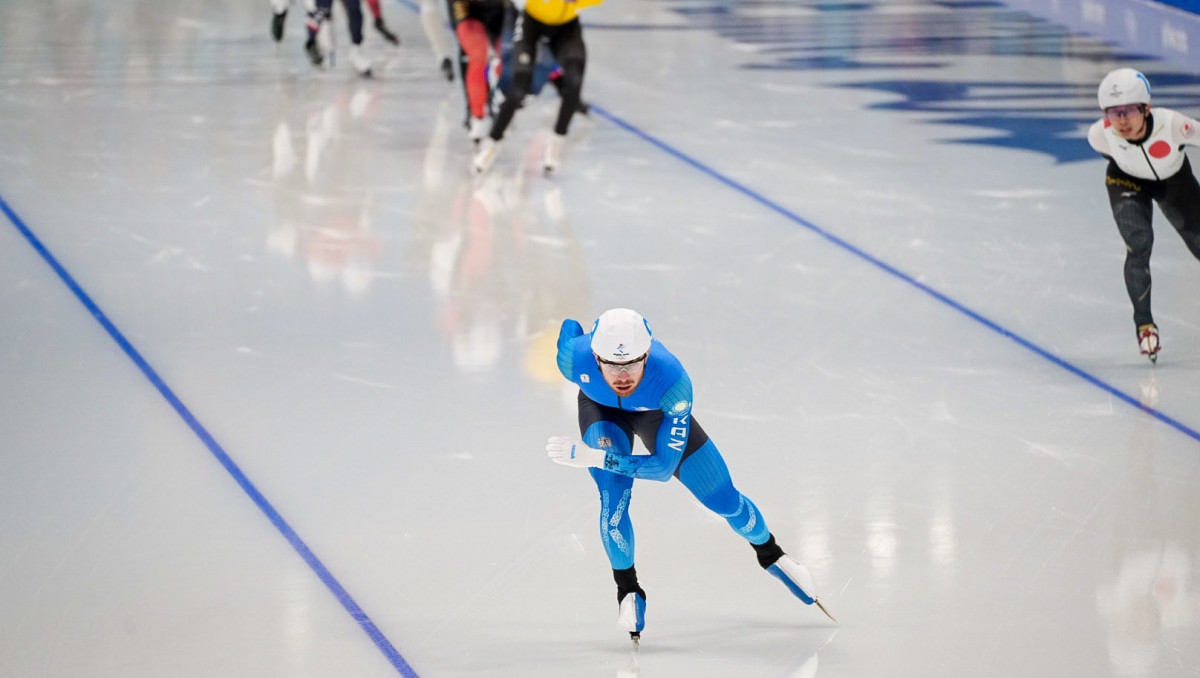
[556,319,771,571]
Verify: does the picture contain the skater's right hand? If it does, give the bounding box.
[546,436,606,469]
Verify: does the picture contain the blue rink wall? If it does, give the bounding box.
[649,0,1200,167]
[1160,0,1200,14]
[1002,0,1200,72]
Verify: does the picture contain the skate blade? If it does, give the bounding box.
[814,598,837,623]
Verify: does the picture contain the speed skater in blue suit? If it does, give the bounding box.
[546,308,836,644]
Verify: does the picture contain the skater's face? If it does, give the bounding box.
[1105,104,1148,140]
[595,350,648,397]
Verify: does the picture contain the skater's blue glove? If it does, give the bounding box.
[556,319,585,379]
[558,319,583,342]
[546,436,606,468]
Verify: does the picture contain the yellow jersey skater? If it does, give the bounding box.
[472,0,603,175]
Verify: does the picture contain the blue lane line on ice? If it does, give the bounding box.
[589,104,1200,445]
[0,194,421,678]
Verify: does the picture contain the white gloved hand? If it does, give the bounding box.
[546,436,607,468]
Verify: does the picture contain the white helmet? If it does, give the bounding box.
[590,308,652,362]
[1098,68,1151,109]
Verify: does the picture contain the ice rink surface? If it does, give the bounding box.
[2,0,1200,676]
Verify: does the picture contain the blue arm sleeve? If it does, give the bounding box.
[556,319,584,380]
[602,373,693,482]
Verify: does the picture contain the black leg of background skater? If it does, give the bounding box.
[1158,162,1200,263]
[1105,166,1158,361]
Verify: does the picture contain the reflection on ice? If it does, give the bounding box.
[1098,542,1197,678]
[417,99,590,375]
[1095,394,1200,678]
[267,83,385,297]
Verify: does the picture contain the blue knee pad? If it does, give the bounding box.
[678,441,770,545]
[590,468,635,570]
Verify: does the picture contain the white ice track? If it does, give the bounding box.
[1,1,1200,677]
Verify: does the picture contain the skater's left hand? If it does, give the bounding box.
[546,436,606,468]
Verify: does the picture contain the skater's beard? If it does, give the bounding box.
[604,372,641,396]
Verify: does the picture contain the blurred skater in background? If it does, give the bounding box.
[472,0,600,175]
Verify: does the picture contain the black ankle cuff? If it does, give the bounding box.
[613,566,645,602]
[752,534,785,569]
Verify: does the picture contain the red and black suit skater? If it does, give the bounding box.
[448,0,509,143]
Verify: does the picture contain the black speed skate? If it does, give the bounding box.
[374,17,399,45]
[304,36,323,67]
[271,10,287,42]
